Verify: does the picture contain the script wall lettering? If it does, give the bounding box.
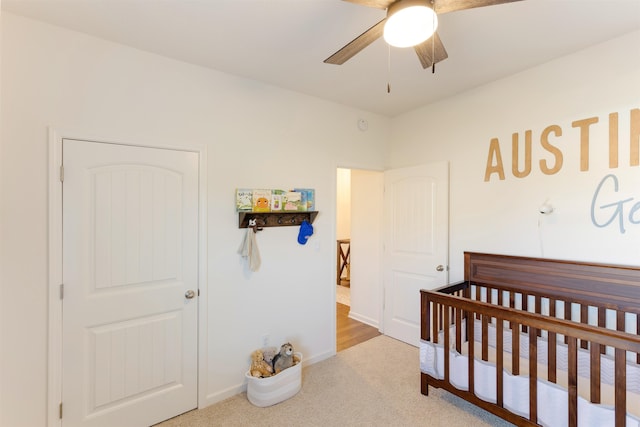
[591,174,640,234]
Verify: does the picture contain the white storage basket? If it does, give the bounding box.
[245,352,302,407]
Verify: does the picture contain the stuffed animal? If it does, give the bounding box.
[261,346,278,365]
[250,349,273,378]
[272,342,295,374]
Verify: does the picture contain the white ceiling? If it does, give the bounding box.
[3,0,640,117]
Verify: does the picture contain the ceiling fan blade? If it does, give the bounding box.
[324,18,386,65]
[414,32,448,69]
[434,0,523,14]
[342,0,395,10]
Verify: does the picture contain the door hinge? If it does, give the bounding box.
[59,165,64,182]
[59,402,63,419]
[60,284,64,300]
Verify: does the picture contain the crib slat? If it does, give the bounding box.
[637,314,640,364]
[432,303,438,344]
[598,307,606,355]
[535,296,542,337]
[617,309,625,332]
[529,327,538,423]
[512,322,520,375]
[522,294,529,333]
[444,305,450,384]
[496,318,504,408]
[549,298,557,383]
[486,286,494,327]
[568,337,578,427]
[590,341,601,404]
[548,330,557,384]
[422,294,431,341]
[482,314,489,361]
[615,311,626,427]
[456,307,462,353]
[509,291,516,330]
[467,312,475,393]
[450,305,455,327]
[564,302,572,345]
[615,347,627,427]
[463,286,471,344]
[580,305,589,349]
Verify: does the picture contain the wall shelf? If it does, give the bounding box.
[238,211,318,229]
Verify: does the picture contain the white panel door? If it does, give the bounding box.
[62,139,199,427]
[383,162,449,346]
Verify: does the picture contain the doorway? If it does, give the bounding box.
[336,168,351,307]
[335,168,383,351]
[335,162,449,348]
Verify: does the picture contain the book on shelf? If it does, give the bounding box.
[236,188,253,212]
[252,189,272,212]
[270,189,285,211]
[283,191,305,211]
[293,188,315,211]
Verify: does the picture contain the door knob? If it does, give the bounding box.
[185,290,196,299]
[436,265,445,272]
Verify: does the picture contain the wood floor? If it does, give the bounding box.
[336,302,381,352]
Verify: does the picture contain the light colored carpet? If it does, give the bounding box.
[336,285,350,306]
[157,335,514,427]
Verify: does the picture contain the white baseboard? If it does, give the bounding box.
[348,311,379,329]
[202,384,246,408]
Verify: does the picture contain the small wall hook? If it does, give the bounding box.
[248,218,263,233]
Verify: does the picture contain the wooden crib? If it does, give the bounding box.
[420,252,640,427]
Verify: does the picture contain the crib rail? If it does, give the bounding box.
[464,252,640,315]
[421,288,640,427]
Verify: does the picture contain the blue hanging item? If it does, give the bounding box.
[297,220,314,245]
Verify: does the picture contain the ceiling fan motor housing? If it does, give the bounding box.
[384,0,438,48]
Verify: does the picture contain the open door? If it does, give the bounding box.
[382,161,449,346]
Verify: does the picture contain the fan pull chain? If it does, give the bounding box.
[431,9,436,74]
[387,44,391,93]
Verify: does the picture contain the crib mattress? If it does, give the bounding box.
[420,319,640,427]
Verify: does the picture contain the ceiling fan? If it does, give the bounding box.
[324,0,523,70]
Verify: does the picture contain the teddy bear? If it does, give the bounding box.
[272,342,295,374]
[249,349,273,378]
[261,346,278,365]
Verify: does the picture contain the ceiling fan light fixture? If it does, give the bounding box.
[383,1,438,48]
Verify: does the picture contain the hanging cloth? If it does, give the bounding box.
[238,219,261,272]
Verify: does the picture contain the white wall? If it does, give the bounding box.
[349,169,383,328]
[0,3,4,425]
[0,13,389,427]
[389,31,640,281]
[336,168,351,240]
